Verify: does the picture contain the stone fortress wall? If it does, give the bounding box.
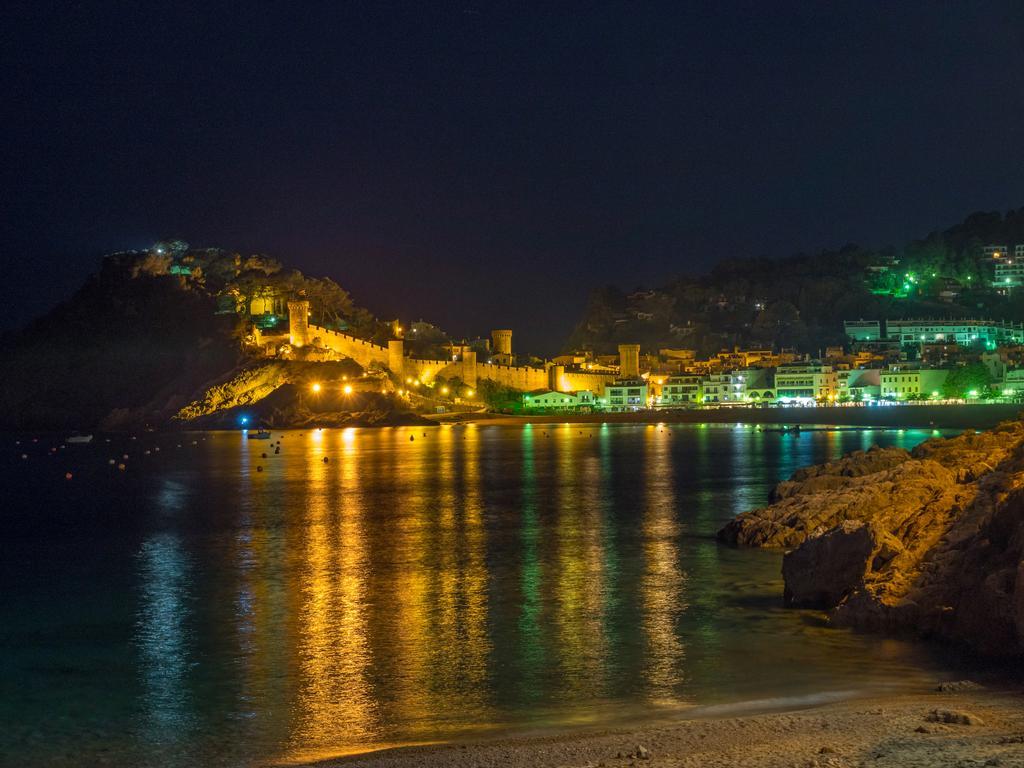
[286,300,622,393]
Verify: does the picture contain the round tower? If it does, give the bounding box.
[491,329,513,357]
[288,299,311,348]
[618,343,641,379]
[388,339,405,378]
[548,364,566,392]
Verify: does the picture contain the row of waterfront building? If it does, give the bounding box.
[524,358,1024,413]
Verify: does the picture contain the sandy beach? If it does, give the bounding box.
[308,686,1024,768]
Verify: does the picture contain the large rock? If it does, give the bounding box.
[720,419,1024,658]
[782,521,879,608]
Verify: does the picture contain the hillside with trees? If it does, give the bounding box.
[564,208,1024,356]
[0,242,394,429]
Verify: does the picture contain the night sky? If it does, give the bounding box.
[3,2,1022,353]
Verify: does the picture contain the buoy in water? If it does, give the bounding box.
[256,465,263,472]
[323,456,329,463]
[117,463,126,471]
[65,472,73,480]
[261,453,267,459]
[108,459,115,465]
[21,453,28,460]
[410,435,414,441]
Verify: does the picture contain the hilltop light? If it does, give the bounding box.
[343,384,353,394]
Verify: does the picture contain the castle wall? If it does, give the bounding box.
[306,323,390,368]
[302,321,617,394]
[562,371,617,393]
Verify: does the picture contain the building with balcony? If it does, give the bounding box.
[844,320,883,342]
[523,390,597,412]
[603,380,648,411]
[846,319,1024,349]
[994,258,1024,294]
[774,363,837,402]
[658,375,702,405]
[879,367,949,399]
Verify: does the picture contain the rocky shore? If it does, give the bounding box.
[718,419,1024,657]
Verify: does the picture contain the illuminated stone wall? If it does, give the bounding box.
[301,320,617,393]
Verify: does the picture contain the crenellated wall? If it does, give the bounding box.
[301,320,618,393]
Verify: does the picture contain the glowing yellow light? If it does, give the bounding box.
[311,382,322,393]
[405,377,412,384]
[466,389,474,396]
[441,386,449,395]
[343,384,353,394]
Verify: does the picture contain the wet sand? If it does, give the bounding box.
[308,687,1024,768]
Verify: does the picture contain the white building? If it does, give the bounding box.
[879,367,949,399]
[658,375,702,405]
[775,363,837,403]
[994,258,1024,293]
[837,369,881,401]
[524,390,597,412]
[701,373,732,403]
[603,380,648,411]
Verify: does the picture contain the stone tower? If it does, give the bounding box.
[548,364,566,392]
[461,349,478,388]
[491,329,513,362]
[388,339,405,378]
[288,299,311,348]
[618,343,640,379]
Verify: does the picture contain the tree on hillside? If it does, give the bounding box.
[305,277,354,328]
[942,363,992,399]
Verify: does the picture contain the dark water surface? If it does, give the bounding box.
[1,424,968,766]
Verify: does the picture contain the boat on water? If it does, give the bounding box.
[247,429,272,440]
[66,434,94,444]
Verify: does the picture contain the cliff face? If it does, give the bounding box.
[718,421,1024,657]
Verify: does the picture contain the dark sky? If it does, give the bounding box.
[3,2,1022,354]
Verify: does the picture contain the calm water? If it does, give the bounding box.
[1,424,966,766]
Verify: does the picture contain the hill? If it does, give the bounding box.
[0,243,410,430]
[564,208,1024,355]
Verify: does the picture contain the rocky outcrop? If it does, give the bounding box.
[719,419,1024,658]
[174,362,292,420]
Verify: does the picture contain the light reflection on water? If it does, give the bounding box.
[0,424,967,766]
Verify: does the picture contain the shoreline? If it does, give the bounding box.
[302,687,1024,767]
[433,403,1023,430]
